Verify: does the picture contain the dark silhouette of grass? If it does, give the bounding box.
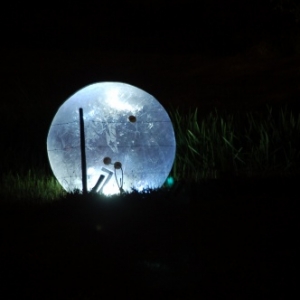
[0,178,297,298]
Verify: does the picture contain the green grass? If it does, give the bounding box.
[170,105,300,181]
[0,169,66,203]
[1,105,300,201]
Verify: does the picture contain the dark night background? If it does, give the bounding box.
[2,0,299,52]
[0,0,299,298]
[1,0,300,114]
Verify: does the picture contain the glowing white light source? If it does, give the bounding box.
[47,82,176,195]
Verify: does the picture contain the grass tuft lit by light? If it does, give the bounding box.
[0,169,66,203]
[170,105,300,181]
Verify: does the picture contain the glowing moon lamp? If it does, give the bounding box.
[47,82,176,195]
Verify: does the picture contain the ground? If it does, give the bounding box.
[0,178,297,298]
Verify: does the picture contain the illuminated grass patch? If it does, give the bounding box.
[0,169,66,203]
[170,105,300,180]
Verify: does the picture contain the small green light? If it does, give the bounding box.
[166,176,175,187]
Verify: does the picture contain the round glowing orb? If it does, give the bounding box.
[47,82,176,195]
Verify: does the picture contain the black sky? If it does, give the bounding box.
[2,0,297,54]
[1,0,299,116]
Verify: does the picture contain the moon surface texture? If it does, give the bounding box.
[47,82,176,195]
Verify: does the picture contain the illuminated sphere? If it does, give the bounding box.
[47,82,176,195]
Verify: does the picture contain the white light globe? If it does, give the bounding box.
[47,82,176,195]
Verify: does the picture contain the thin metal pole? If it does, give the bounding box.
[79,108,87,195]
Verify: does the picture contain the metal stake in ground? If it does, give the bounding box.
[79,108,87,195]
